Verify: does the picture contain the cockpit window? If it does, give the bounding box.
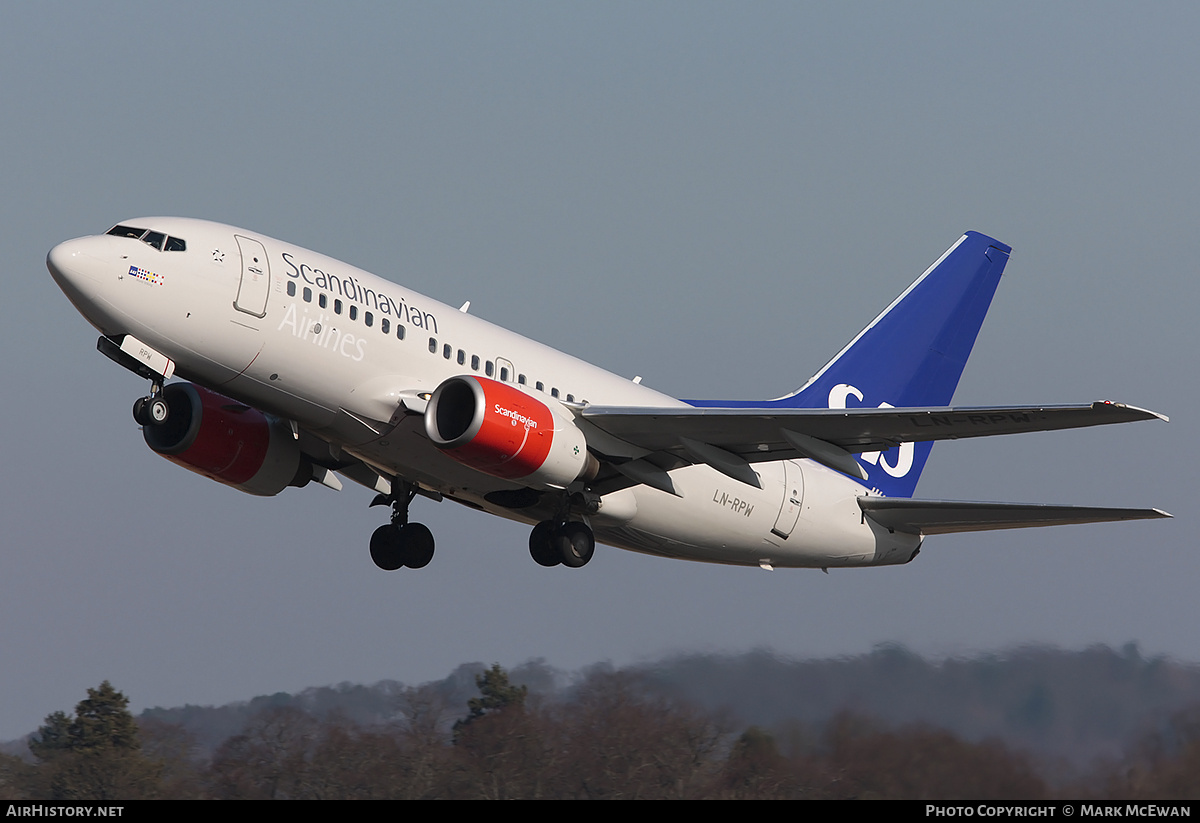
[107,225,147,239]
[105,224,186,251]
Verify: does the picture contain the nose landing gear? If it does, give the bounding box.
[132,379,169,426]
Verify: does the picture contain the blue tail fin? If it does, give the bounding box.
[689,231,1011,497]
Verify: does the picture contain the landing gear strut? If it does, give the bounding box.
[369,480,435,571]
[529,519,595,568]
[132,379,169,427]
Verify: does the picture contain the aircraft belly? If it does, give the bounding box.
[169,328,340,427]
[605,461,920,568]
[616,464,787,566]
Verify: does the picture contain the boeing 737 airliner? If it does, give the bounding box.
[47,219,1169,572]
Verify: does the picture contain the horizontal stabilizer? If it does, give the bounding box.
[858,497,1171,535]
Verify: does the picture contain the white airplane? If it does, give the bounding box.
[47,219,1169,572]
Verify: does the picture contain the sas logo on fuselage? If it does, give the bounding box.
[128,265,163,286]
[828,383,914,478]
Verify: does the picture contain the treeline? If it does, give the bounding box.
[138,644,1200,766]
[4,666,1200,799]
[639,644,1200,766]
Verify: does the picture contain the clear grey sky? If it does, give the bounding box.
[1,2,1194,740]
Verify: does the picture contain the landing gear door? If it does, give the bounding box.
[234,235,270,318]
[771,460,804,540]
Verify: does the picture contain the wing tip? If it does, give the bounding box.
[1093,400,1169,423]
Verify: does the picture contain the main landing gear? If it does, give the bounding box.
[132,380,169,427]
[369,481,435,571]
[529,519,595,568]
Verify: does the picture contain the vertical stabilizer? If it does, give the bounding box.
[689,231,1011,497]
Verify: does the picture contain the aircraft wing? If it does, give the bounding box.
[581,401,1163,456]
[858,497,1171,535]
[578,401,1165,492]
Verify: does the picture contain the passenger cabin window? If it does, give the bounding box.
[287,281,296,297]
[500,366,510,382]
[457,350,466,365]
[428,337,437,353]
[470,355,479,371]
[381,318,390,334]
[551,388,559,398]
[485,361,494,377]
[364,310,372,327]
[349,306,358,321]
[303,287,312,302]
[443,344,452,359]
[334,299,342,315]
[518,374,526,385]
[319,294,327,308]
[397,325,406,341]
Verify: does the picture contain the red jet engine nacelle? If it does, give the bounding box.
[142,382,309,496]
[424,375,596,489]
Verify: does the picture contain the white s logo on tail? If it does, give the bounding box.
[828,384,915,478]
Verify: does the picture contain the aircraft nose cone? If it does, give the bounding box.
[46,238,92,291]
[47,237,115,328]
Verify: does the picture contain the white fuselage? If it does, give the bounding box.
[47,217,921,569]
